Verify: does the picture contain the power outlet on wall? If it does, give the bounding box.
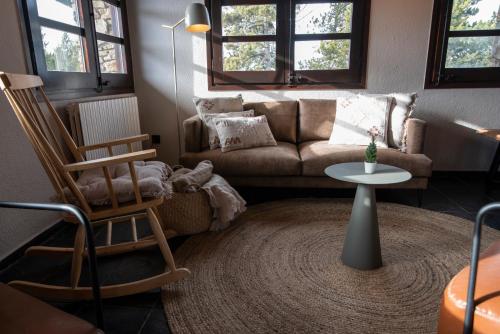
[152,135,161,145]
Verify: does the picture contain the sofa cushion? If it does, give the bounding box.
[244,101,297,143]
[181,142,301,176]
[299,141,432,177]
[298,99,336,142]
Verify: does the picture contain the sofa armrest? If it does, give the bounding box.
[406,118,427,154]
[183,115,202,153]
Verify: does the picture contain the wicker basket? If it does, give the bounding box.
[157,191,213,236]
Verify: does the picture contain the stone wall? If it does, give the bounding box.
[93,1,121,73]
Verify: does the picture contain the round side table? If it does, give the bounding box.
[325,162,412,270]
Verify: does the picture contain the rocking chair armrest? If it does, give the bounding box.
[78,134,150,152]
[64,149,157,172]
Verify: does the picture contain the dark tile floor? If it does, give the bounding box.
[1,173,500,333]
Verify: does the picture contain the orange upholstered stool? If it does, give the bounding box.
[0,283,102,334]
[438,240,500,334]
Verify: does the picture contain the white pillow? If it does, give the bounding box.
[214,115,277,153]
[193,95,243,120]
[387,93,417,151]
[204,110,255,149]
[328,95,392,148]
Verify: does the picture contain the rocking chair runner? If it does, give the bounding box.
[0,72,190,301]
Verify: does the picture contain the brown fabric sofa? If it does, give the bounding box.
[181,99,432,189]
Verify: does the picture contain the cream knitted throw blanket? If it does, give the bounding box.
[169,160,246,231]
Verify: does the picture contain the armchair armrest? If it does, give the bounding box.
[64,149,157,172]
[406,118,427,154]
[78,134,150,153]
[183,115,202,153]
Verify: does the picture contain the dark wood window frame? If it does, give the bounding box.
[17,0,134,100]
[206,0,371,91]
[425,0,500,89]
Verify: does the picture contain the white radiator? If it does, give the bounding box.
[68,96,142,160]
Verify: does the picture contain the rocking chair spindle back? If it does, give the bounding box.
[0,72,189,301]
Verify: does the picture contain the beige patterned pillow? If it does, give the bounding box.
[193,95,243,120]
[328,95,391,148]
[360,93,417,150]
[204,110,254,149]
[214,116,277,153]
[388,93,417,151]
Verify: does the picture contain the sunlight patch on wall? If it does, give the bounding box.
[453,119,483,131]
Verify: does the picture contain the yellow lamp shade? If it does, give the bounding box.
[186,23,210,33]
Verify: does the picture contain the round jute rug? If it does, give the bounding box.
[162,199,500,334]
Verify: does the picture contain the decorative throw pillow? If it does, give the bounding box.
[328,95,391,148]
[387,93,417,151]
[204,110,255,149]
[214,115,277,153]
[193,95,243,121]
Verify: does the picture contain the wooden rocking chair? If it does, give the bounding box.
[0,72,190,301]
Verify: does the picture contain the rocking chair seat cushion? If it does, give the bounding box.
[65,161,173,206]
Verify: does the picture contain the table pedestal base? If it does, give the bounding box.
[341,184,382,270]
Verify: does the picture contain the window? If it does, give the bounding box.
[206,0,371,90]
[19,0,133,97]
[426,0,500,88]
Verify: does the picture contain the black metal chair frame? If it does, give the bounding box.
[464,202,500,334]
[0,201,104,331]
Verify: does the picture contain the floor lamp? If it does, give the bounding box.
[162,3,211,161]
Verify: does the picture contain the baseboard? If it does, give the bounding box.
[0,219,65,271]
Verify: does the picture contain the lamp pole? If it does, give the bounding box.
[162,3,211,162]
[162,18,185,162]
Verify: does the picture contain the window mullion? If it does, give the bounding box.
[38,18,85,36]
[83,0,103,91]
[448,30,500,38]
[103,0,121,6]
[222,35,276,43]
[294,33,351,41]
[222,0,277,5]
[286,0,295,81]
[296,0,353,4]
[96,32,125,44]
[437,0,454,81]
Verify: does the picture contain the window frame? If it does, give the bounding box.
[210,0,286,85]
[206,0,371,91]
[18,0,134,99]
[425,0,500,89]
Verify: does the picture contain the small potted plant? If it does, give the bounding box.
[365,126,379,174]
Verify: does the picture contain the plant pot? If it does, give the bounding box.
[364,161,377,174]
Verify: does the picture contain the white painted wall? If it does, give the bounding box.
[0,0,59,260]
[127,0,500,170]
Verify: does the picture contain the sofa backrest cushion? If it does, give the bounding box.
[244,101,297,143]
[298,99,336,142]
